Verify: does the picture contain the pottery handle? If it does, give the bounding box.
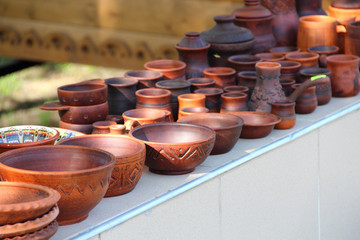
[287,76,330,102]
[40,102,70,111]
[124,120,141,132]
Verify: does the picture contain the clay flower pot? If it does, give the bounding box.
[187,78,216,92]
[57,82,107,106]
[194,88,224,113]
[58,135,146,197]
[144,59,186,80]
[203,67,236,88]
[0,145,116,225]
[270,101,296,129]
[0,125,59,154]
[91,120,117,134]
[122,108,167,131]
[178,113,243,155]
[285,52,320,69]
[124,70,163,89]
[135,88,172,114]
[130,122,216,174]
[178,107,209,119]
[227,54,261,72]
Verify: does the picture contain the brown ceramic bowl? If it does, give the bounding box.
[0,182,60,225]
[229,111,281,139]
[124,69,163,89]
[57,83,107,106]
[227,54,261,72]
[144,59,186,80]
[130,122,216,175]
[0,145,116,225]
[178,113,243,155]
[58,135,146,197]
[0,125,59,154]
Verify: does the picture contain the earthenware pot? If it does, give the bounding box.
[0,145,116,225]
[144,59,186,80]
[177,93,206,118]
[308,45,339,67]
[220,92,248,112]
[280,79,296,97]
[124,70,163,89]
[297,15,338,51]
[58,135,146,197]
[255,52,285,62]
[292,84,318,114]
[57,83,107,106]
[332,0,360,9]
[194,88,224,112]
[203,67,236,88]
[91,121,117,134]
[59,120,93,134]
[40,101,108,124]
[175,32,210,79]
[278,60,301,80]
[178,107,209,119]
[122,108,167,131]
[105,77,138,115]
[237,71,257,96]
[295,0,326,16]
[285,52,320,69]
[178,113,244,155]
[270,101,296,129]
[345,21,360,57]
[130,122,216,174]
[187,78,216,92]
[326,54,360,97]
[234,0,276,53]
[200,15,255,66]
[135,88,172,114]
[227,54,261,72]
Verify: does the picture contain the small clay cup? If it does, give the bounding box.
[292,84,318,114]
[135,88,172,114]
[144,59,186,80]
[285,52,320,69]
[203,67,236,88]
[124,70,163,89]
[194,88,224,112]
[255,52,285,62]
[122,108,166,131]
[227,54,261,72]
[178,107,209,119]
[92,121,117,134]
[187,78,216,92]
[57,83,108,106]
[270,101,296,129]
[220,92,248,112]
[177,93,206,112]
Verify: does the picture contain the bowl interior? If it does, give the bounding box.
[0,185,50,204]
[0,126,58,144]
[59,84,104,92]
[231,112,279,126]
[179,114,243,130]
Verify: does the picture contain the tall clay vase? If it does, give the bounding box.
[295,0,326,17]
[194,88,224,113]
[326,54,360,97]
[105,77,138,115]
[261,0,299,46]
[175,32,210,79]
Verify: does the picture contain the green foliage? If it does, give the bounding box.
[0,73,22,97]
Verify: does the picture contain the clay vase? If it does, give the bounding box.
[298,68,332,105]
[187,78,216,92]
[144,59,186,80]
[297,15,338,51]
[255,52,285,62]
[237,71,257,96]
[178,107,209,119]
[345,21,360,58]
[270,101,296,129]
[177,93,206,118]
[175,32,210,79]
[308,45,340,68]
[278,60,301,80]
[285,52,320,69]
[326,54,360,97]
[261,0,299,46]
[270,46,301,56]
[135,88,173,114]
[105,77,138,115]
[292,84,318,114]
[220,92,248,112]
[92,121,117,134]
[155,80,191,121]
[280,79,296,97]
[124,70,163,89]
[194,88,224,113]
[332,0,360,9]
[233,0,276,53]
[203,67,236,88]
[227,54,261,72]
[295,0,326,16]
[200,15,255,67]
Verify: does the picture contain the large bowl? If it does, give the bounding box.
[0,145,116,225]
[229,111,281,139]
[130,122,216,175]
[0,126,59,154]
[178,113,243,155]
[58,135,146,197]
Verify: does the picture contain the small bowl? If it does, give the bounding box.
[229,111,281,139]
[0,145,116,225]
[0,182,60,225]
[130,122,216,175]
[178,113,243,155]
[0,125,60,154]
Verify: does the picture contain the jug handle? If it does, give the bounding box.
[287,75,330,102]
[40,102,70,111]
[124,120,141,132]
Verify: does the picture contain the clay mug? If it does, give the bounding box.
[194,88,224,113]
[178,107,209,119]
[292,84,318,114]
[92,121,117,134]
[203,67,236,88]
[237,71,257,96]
[124,70,163,89]
[122,108,166,131]
[144,59,186,80]
[270,101,296,129]
[220,92,248,113]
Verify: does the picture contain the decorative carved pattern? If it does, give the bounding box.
[55,177,110,197]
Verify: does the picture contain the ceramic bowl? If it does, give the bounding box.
[144,59,186,80]
[0,126,59,154]
[0,182,60,225]
[130,122,216,175]
[0,145,116,225]
[54,127,85,144]
[58,135,146,197]
[178,113,243,155]
[229,111,281,139]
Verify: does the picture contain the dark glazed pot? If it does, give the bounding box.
[200,15,255,67]
[220,92,248,112]
[124,70,163,89]
[187,78,216,92]
[194,88,224,113]
[227,54,261,72]
[135,88,172,114]
[292,84,317,114]
[144,60,186,80]
[105,77,138,115]
[203,67,236,88]
[270,101,296,129]
[57,83,107,106]
[175,32,210,79]
[295,0,326,17]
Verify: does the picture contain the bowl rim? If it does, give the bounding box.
[57,82,107,94]
[0,145,116,176]
[229,111,281,127]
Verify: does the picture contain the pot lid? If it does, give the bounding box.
[177,32,209,48]
[234,0,272,19]
[200,15,254,44]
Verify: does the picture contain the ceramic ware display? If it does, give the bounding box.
[285,52,320,69]
[178,113,243,155]
[0,125,59,154]
[227,54,261,72]
[124,70,163,89]
[58,135,146,197]
[220,92,248,112]
[135,88,172,114]
[270,101,296,129]
[122,108,167,131]
[292,84,318,114]
[57,83,107,106]
[345,21,360,57]
[187,78,216,92]
[105,77,138,115]
[194,88,224,112]
[0,145,116,225]
[295,0,326,16]
[59,120,93,134]
[130,122,216,175]
[144,59,186,80]
[308,45,339,67]
[178,107,210,119]
[203,67,236,88]
[92,121,117,134]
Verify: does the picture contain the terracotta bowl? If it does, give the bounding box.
[144,59,186,80]
[130,122,216,175]
[54,127,85,144]
[229,111,281,139]
[58,135,146,197]
[178,113,243,155]
[0,145,116,225]
[0,125,59,154]
[0,182,60,225]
